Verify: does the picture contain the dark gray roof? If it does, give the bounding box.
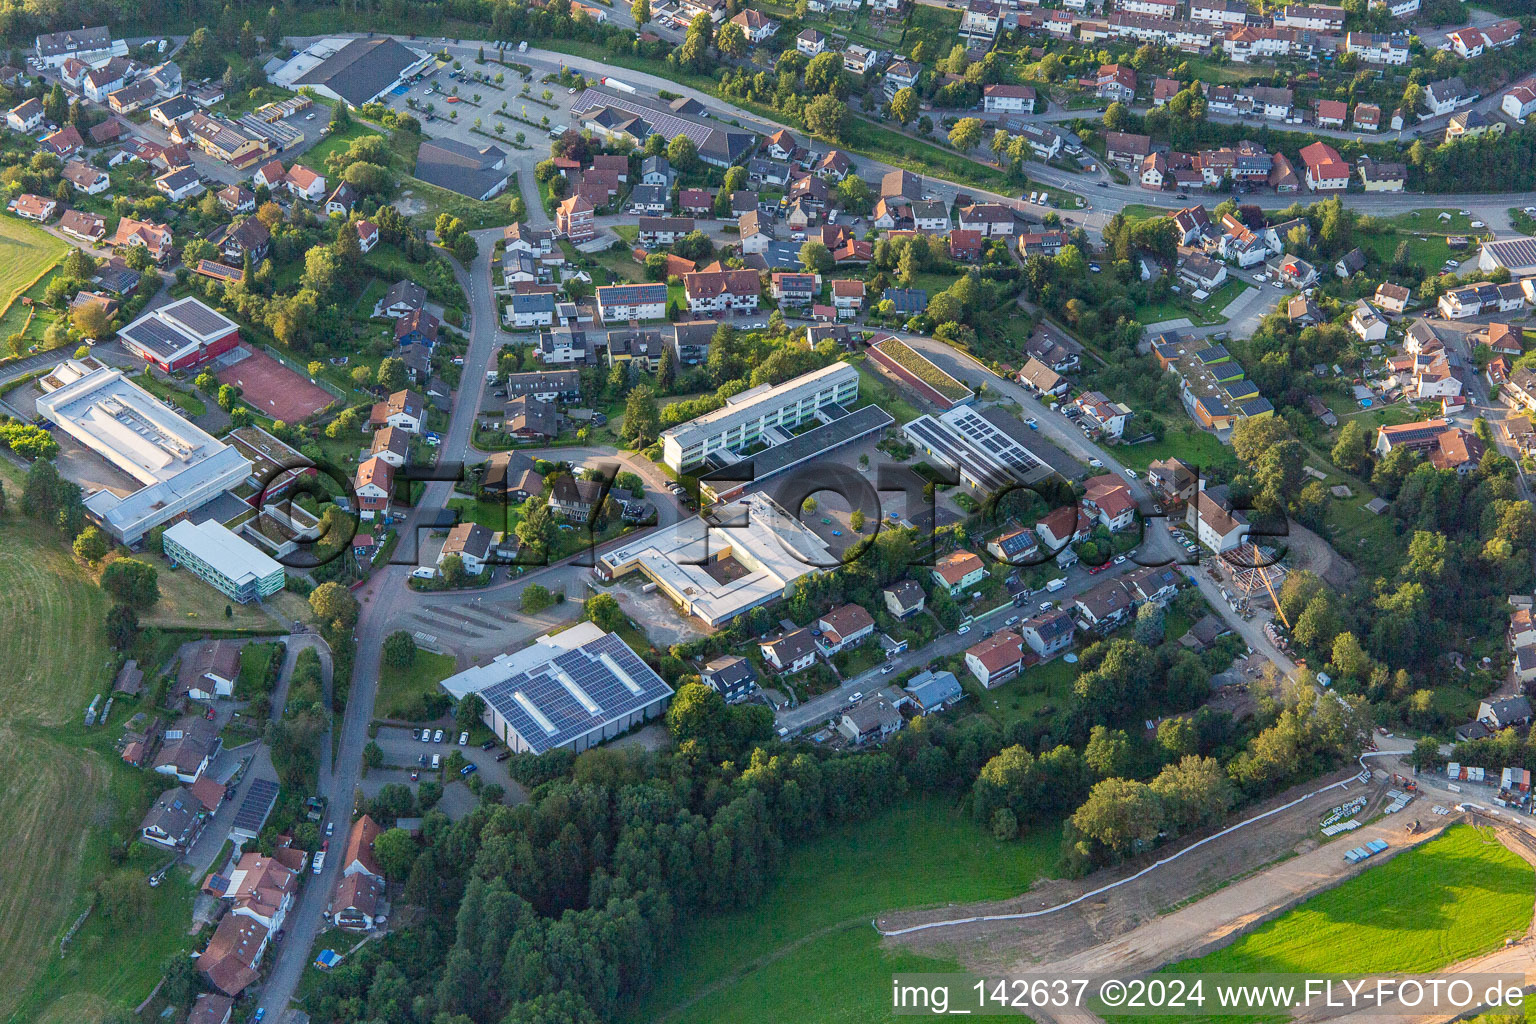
[294,36,426,106]
[476,631,673,754]
[414,138,508,199]
[231,777,278,834]
[703,405,891,489]
[511,291,557,313]
[571,87,755,165]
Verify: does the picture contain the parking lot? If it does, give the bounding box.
[379,59,581,162]
[371,724,527,803]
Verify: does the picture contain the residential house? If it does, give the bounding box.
[197,913,268,996]
[831,279,865,317]
[837,697,905,744]
[883,580,926,619]
[1073,577,1134,632]
[140,787,208,850]
[1081,474,1136,530]
[12,193,57,222]
[370,389,425,432]
[59,208,106,243]
[1188,484,1248,552]
[1374,281,1410,315]
[684,269,761,315]
[816,603,877,656]
[796,28,826,55]
[222,218,270,264]
[353,457,394,513]
[987,525,1040,564]
[1036,504,1091,551]
[596,282,668,322]
[1021,608,1075,659]
[547,476,606,520]
[1300,141,1350,191]
[440,522,496,575]
[983,83,1035,113]
[957,203,1016,237]
[6,97,42,132]
[965,631,1025,688]
[1096,63,1137,103]
[152,716,220,783]
[376,280,426,318]
[761,629,818,674]
[556,195,596,242]
[1425,77,1469,116]
[932,550,987,595]
[701,656,758,702]
[1148,456,1197,504]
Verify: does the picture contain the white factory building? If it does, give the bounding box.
[439,622,674,755]
[36,360,251,545]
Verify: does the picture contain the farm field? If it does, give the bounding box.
[633,795,1061,1024]
[0,466,197,1024]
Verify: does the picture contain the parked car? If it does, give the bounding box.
[461,762,478,776]
[957,624,971,635]
[433,729,444,743]
[458,731,469,745]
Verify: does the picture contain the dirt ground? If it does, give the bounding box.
[1285,521,1359,591]
[879,767,1395,973]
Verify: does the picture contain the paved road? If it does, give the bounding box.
[255,228,504,1015]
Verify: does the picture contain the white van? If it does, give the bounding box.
[1045,578,1067,592]
[431,754,441,770]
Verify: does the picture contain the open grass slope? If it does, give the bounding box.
[634,795,1060,1024]
[1178,824,1533,976]
[0,473,200,1023]
[0,215,69,321]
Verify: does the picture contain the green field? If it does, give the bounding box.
[0,467,201,1024]
[377,648,459,721]
[1175,824,1532,974]
[0,216,69,320]
[634,795,1061,1024]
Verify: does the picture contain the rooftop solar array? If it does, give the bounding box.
[478,631,673,754]
[904,406,1043,492]
[1483,236,1536,273]
[120,316,197,360]
[162,297,238,337]
[232,777,279,833]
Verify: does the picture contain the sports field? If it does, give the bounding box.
[0,468,198,1024]
[633,796,1060,1024]
[0,216,69,323]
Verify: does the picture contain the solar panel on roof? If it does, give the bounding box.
[232,777,279,831]
[164,299,234,335]
[121,316,198,359]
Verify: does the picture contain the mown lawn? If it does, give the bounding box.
[376,649,459,721]
[0,213,69,319]
[633,794,1061,1024]
[1176,824,1532,974]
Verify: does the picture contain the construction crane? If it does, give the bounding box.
[1260,567,1289,629]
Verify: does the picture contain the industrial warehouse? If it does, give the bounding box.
[35,359,253,545]
[438,622,674,754]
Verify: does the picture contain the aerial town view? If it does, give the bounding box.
[7,0,1536,1020]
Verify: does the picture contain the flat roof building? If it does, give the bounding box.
[699,403,893,501]
[278,36,434,106]
[439,622,673,755]
[163,518,286,603]
[902,405,1049,492]
[36,361,251,545]
[597,491,834,626]
[661,362,859,472]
